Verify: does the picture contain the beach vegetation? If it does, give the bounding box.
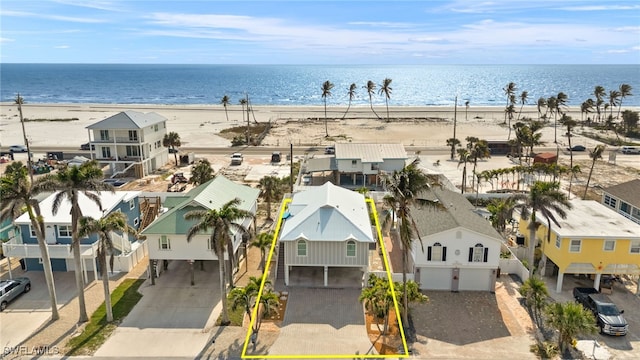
[221,94,231,122]
[342,83,357,119]
[621,109,638,134]
[561,115,579,198]
[162,131,181,166]
[321,80,334,137]
[536,97,546,121]
[23,117,79,122]
[617,84,633,120]
[503,82,517,138]
[78,212,137,323]
[0,162,60,321]
[38,160,115,323]
[545,301,597,353]
[251,231,273,270]
[184,198,254,325]
[582,144,606,200]
[446,137,461,161]
[519,276,549,329]
[379,78,393,123]
[258,175,284,221]
[190,159,215,186]
[486,197,516,236]
[364,80,381,120]
[593,85,606,122]
[517,91,528,121]
[457,147,470,193]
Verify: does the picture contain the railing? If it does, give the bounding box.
[2,239,99,259]
[618,210,640,225]
[93,137,141,143]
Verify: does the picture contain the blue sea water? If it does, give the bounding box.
[1,64,639,106]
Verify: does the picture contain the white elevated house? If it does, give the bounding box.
[279,182,375,287]
[602,179,640,225]
[411,189,502,292]
[86,111,169,178]
[141,176,259,275]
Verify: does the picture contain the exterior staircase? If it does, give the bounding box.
[276,241,285,281]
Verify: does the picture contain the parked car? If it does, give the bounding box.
[324,146,335,155]
[231,153,243,165]
[9,145,28,153]
[573,287,628,336]
[567,145,586,152]
[620,146,640,154]
[168,148,179,154]
[271,152,281,163]
[80,142,95,150]
[0,277,31,311]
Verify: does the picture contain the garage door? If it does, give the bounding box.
[459,268,491,291]
[418,267,451,290]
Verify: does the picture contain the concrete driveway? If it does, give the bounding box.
[0,264,79,350]
[267,288,377,357]
[94,260,222,358]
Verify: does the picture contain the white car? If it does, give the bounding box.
[9,145,28,153]
[230,153,243,165]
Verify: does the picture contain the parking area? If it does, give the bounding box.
[0,260,79,349]
[283,266,364,288]
[94,259,222,358]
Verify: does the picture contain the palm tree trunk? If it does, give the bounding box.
[101,253,114,322]
[324,99,329,137]
[218,252,230,325]
[385,98,390,123]
[342,100,351,120]
[402,251,409,329]
[190,260,195,286]
[266,198,272,220]
[369,96,381,120]
[528,212,536,279]
[30,214,59,320]
[583,160,596,199]
[72,240,89,322]
[173,151,179,167]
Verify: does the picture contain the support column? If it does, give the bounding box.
[82,257,89,284]
[539,254,547,276]
[7,256,12,279]
[556,271,564,293]
[93,256,99,283]
[324,266,328,287]
[284,265,289,286]
[593,273,602,291]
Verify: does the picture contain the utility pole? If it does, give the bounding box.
[290,143,293,192]
[16,94,34,183]
[246,94,251,145]
[451,95,458,160]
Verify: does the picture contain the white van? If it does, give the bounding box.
[620,146,640,154]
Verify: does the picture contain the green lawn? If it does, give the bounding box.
[215,296,245,326]
[65,279,145,356]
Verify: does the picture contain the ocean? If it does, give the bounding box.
[1,64,639,106]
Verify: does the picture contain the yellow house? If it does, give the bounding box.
[519,199,640,293]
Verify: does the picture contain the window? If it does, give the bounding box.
[29,225,37,237]
[555,236,561,249]
[154,124,159,132]
[128,130,138,141]
[346,241,356,257]
[603,240,615,251]
[101,147,111,158]
[159,235,171,250]
[427,242,447,261]
[631,240,640,254]
[99,130,110,141]
[126,146,140,157]
[38,258,43,264]
[469,243,488,263]
[133,217,139,227]
[620,202,630,214]
[351,160,357,167]
[297,240,307,256]
[129,199,135,210]
[632,208,640,221]
[603,195,617,208]
[569,239,581,252]
[58,225,72,237]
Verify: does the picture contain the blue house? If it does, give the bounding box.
[4,191,142,282]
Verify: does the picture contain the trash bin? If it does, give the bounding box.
[19,258,26,270]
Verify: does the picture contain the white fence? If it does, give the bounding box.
[367,270,414,283]
[498,244,529,282]
[111,240,148,273]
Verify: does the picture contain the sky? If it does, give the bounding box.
[1,0,639,64]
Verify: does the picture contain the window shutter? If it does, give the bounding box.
[484,248,489,262]
[158,237,161,249]
[468,248,473,262]
[427,246,432,261]
[442,247,447,261]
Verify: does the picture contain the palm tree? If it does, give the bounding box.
[258,176,283,221]
[190,159,214,186]
[250,231,273,270]
[364,80,381,120]
[229,276,274,330]
[503,82,517,124]
[512,181,572,278]
[381,159,439,328]
[583,145,605,200]
[562,115,578,198]
[15,94,34,182]
[617,84,633,120]
[608,90,621,119]
[457,148,470,193]
[581,99,594,123]
[469,139,490,190]
[517,91,528,121]
[379,78,393,123]
[78,212,136,322]
[446,137,461,161]
[593,86,606,122]
[545,302,596,352]
[465,100,470,121]
[221,95,231,122]
[342,83,357,119]
[536,97,546,121]
[184,198,253,325]
[162,131,181,167]
[42,160,115,323]
[321,80,334,137]
[239,98,247,125]
[0,162,59,320]
[519,276,549,328]
[486,197,516,236]
[359,274,395,334]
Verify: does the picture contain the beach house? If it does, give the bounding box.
[410,189,502,292]
[602,179,640,225]
[4,191,143,281]
[141,176,259,277]
[278,182,375,287]
[86,111,169,178]
[518,199,640,293]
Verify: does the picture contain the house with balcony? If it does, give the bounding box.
[278,182,375,287]
[3,191,143,282]
[86,111,169,178]
[518,199,640,293]
[140,176,259,278]
[410,188,502,292]
[602,179,640,225]
[334,143,408,188]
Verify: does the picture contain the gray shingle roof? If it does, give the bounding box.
[603,179,640,208]
[411,189,502,240]
[86,111,167,130]
[335,143,407,162]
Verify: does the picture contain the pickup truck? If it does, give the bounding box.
[573,287,628,336]
[230,153,243,165]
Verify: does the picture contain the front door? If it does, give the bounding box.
[451,267,460,292]
[45,225,56,244]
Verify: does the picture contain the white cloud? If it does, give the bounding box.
[557,5,640,11]
[54,45,70,49]
[347,21,415,29]
[0,37,15,43]
[614,26,640,33]
[51,0,126,12]
[3,10,107,23]
[606,49,629,54]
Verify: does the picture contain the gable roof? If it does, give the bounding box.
[279,182,374,242]
[335,143,407,163]
[86,111,167,130]
[603,179,640,208]
[15,191,140,225]
[141,175,260,235]
[411,189,502,241]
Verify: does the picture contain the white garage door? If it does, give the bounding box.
[459,268,491,291]
[418,267,451,290]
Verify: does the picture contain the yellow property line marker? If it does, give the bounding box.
[241,196,409,358]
